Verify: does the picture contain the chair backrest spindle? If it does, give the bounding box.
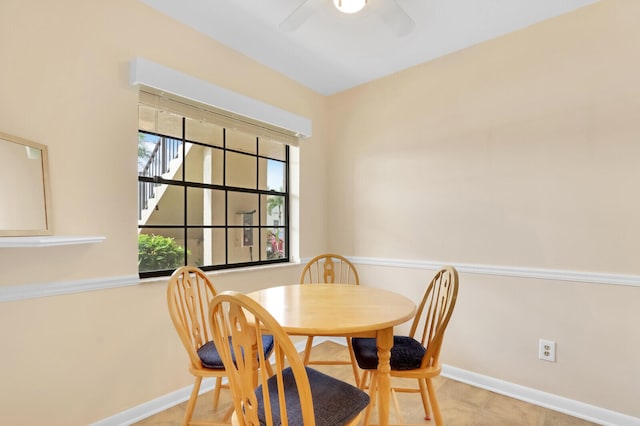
[408,266,459,369]
[211,291,317,425]
[300,253,360,285]
[211,291,370,426]
[167,266,218,369]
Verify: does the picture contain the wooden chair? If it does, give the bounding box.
[209,290,370,426]
[167,266,274,426]
[299,253,362,387]
[352,266,459,426]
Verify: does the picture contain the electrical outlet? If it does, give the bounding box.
[539,339,556,362]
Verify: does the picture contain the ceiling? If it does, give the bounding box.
[139,0,599,96]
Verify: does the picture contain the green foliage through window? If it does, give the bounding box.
[138,234,189,271]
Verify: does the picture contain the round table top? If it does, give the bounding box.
[246,284,416,336]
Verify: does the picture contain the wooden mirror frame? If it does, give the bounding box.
[0,132,52,236]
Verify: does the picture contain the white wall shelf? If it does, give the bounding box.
[0,236,106,248]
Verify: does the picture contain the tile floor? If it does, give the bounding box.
[133,342,599,425]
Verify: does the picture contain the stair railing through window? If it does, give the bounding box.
[138,135,181,220]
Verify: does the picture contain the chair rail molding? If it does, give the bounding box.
[2,257,637,304]
[0,263,300,303]
[0,274,139,303]
[348,256,640,288]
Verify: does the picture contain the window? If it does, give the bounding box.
[137,92,290,278]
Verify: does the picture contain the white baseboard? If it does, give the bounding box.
[90,378,217,426]
[441,365,640,426]
[93,337,639,426]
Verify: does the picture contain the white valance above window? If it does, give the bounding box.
[130,57,312,145]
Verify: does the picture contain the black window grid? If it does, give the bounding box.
[137,122,289,278]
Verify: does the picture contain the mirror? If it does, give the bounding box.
[0,132,52,236]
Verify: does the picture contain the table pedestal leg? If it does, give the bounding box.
[376,327,393,426]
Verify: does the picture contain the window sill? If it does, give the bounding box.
[209,259,302,276]
[0,236,106,248]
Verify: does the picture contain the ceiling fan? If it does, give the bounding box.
[279,0,416,37]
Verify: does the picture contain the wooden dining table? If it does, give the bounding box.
[246,283,416,426]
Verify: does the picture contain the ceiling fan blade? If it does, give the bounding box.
[279,0,317,32]
[380,0,415,37]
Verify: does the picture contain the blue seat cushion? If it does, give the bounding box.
[256,367,370,426]
[197,335,275,369]
[352,335,426,370]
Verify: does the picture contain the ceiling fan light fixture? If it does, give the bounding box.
[333,0,367,14]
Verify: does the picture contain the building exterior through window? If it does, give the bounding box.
[137,92,289,278]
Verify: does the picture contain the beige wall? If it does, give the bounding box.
[327,0,639,418]
[0,0,328,424]
[1,0,638,424]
